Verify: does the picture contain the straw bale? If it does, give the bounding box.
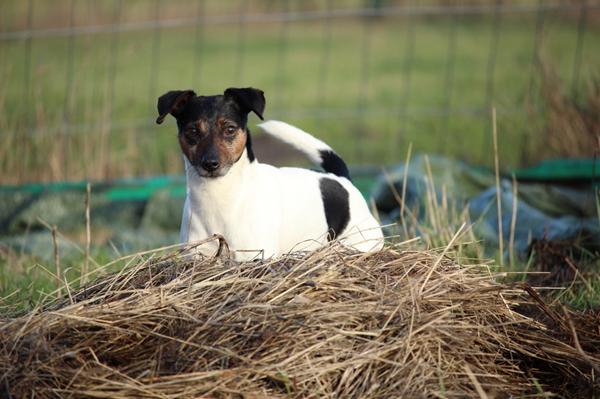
[1,244,597,398]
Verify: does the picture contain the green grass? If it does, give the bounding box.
[0,231,181,313]
[0,247,105,311]
[1,2,599,182]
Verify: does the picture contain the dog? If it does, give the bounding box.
[156,87,384,260]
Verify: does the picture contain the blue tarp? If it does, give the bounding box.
[372,155,600,258]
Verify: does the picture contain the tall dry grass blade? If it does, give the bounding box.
[51,225,61,299]
[400,142,413,239]
[423,154,441,236]
[509,174,518,270]
[62,268,74,305]
[82,182,92,286]
[492,107,504,266]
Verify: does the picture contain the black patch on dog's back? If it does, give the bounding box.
[319,149,350,180]
[319,177,350,241]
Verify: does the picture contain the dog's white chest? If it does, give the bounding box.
[181,161,335,260]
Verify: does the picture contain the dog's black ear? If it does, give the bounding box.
[156,90,196,124]
[224,87,265,120]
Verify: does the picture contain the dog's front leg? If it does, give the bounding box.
[179,196,220,257]
[180,196,192,243]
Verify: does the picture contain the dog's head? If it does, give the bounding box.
[156,87,265,178]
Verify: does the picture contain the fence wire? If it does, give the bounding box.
[1,2,596,41]
[0,0,598,179]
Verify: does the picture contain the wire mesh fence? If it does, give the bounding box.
[0,0,598,183]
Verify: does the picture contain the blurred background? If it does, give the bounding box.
[1,1,599,303]
[1,0,598,183]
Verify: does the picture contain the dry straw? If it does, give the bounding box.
[1,238,598,398]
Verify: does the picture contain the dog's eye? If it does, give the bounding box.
[224,126,237,136]
[185,135,197,146]
[184,130,199,145]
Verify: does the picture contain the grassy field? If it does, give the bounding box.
[1,1,599,183]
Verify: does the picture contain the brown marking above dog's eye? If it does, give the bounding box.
[196,119,209,132]
[216,117,226,128]
[182,120,209,143]
[185,120,208,135]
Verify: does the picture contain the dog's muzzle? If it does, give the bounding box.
[194,161,229,178]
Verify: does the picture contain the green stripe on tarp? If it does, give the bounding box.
[0,167,381,202]
[0,175,187,201]
[513,158,600,182]
[103,176,187,200]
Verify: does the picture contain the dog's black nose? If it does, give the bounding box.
[201,159,220,172]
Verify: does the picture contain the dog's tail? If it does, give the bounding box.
[257,120,350,179]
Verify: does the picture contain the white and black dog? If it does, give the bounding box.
[156,87,383,260]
